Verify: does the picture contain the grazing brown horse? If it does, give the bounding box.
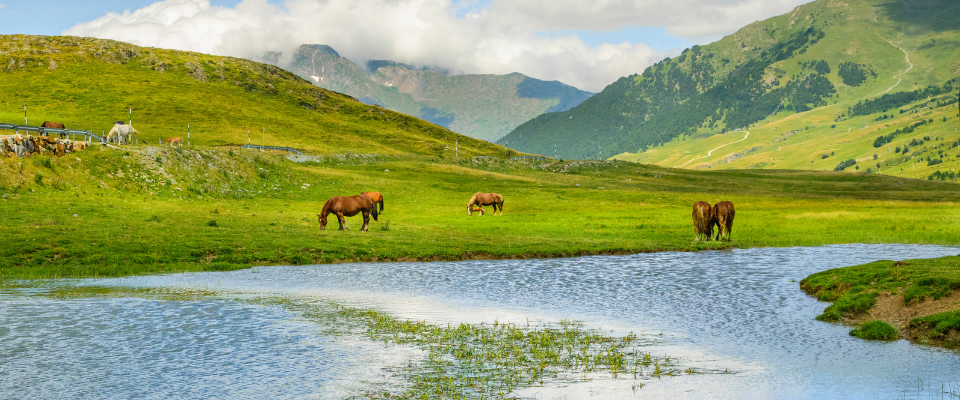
[361,191,384,213]
[40,121,66,138]
[165,137,184,146]
[692,201,714,241]
[318,194,379,231]
[467,192,504,216]
[712,201,735,242]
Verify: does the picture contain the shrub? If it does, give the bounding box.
[834,159,857,171]
[207,220,219,227]
[849,321,898,340]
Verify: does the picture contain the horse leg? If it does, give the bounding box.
[361,211,370,232]
[337,212,346,230]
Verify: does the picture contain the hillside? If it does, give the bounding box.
[0,35,510,159]
[282,44,594,142]
[500,0,960,166]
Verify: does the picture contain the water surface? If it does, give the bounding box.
[3,244,960,399]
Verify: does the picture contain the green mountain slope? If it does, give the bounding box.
[283,44,594,142]
[0,35,509,158]
[500,0,960,162]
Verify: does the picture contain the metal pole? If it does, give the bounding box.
[129,107,132,125]
[455,140,457,159]
[248,129,250,145]
[262,128,265,150]
[23,104,26,125]
[187,124,190,146]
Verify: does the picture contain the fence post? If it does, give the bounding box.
[261,127,265,150]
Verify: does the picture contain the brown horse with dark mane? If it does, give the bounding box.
[40,121,66,138]
[361,191,384,213]
[467,192,504,216]
[318,194,379,231]
[692,201,714,241]
[712,201,735,241]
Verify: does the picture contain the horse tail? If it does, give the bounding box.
[371,200,379,221]
[499,197,504,213]
[379,196,384,213]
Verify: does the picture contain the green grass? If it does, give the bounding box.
[4,145,960,281]
[909,311,960,348]
[0,35,511,159]
[849,320,899,340]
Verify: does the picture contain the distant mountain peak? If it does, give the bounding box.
[281,43,594,142]
[364,59,458,76]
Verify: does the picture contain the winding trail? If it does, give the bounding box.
[675,131,750,168]
[875,39,913,97]
[664,33,913,170]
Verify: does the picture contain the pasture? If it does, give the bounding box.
[1,144,960,281]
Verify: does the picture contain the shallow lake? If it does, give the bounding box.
[2,244,960,399]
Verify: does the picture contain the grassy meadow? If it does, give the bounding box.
[2,144,960,281]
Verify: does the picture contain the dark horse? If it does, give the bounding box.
[712,201,735,241]
[40,121,66,138]
[318,194,379,231]
[361,192,384,214]
[692,201,714,241]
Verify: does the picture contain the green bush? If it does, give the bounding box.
[849,320,898,340]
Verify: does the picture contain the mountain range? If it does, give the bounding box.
[499,0,960,167]
[275,44,594,142]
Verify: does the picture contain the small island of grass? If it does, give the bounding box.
[801,256,960,348]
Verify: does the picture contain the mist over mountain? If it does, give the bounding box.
[276,44,594,142]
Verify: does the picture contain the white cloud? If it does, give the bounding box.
[0,4,7,11]
[64,0,808,92]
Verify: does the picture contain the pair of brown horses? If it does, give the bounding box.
[692,201,735,241]
[317,192,384,231]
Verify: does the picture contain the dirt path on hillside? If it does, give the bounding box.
[875,38,913,97]
[675,131,750,168]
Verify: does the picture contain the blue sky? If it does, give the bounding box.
[0,0,244,35]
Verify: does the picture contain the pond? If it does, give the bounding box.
[2,244,960,399]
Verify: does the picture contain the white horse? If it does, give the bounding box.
[107,124,140,144]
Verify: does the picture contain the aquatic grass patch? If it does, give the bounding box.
[281,302,693,399]
[849,320,899,340]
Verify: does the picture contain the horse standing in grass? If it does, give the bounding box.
[165,137,184,146]
[40,121,66,138]
[713,201,735,242]
[692,201,714,241]
[361,191,385,213]
[467,192,504,216]
[318,194,379,231]
[107,123,139,144]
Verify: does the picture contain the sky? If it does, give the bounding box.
[0,0,812,92]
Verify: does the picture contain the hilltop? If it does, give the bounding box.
[0,35,510,159]
[500,0,960,174]
[281,44,594,142]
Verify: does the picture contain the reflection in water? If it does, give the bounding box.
[3,244,960,399]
